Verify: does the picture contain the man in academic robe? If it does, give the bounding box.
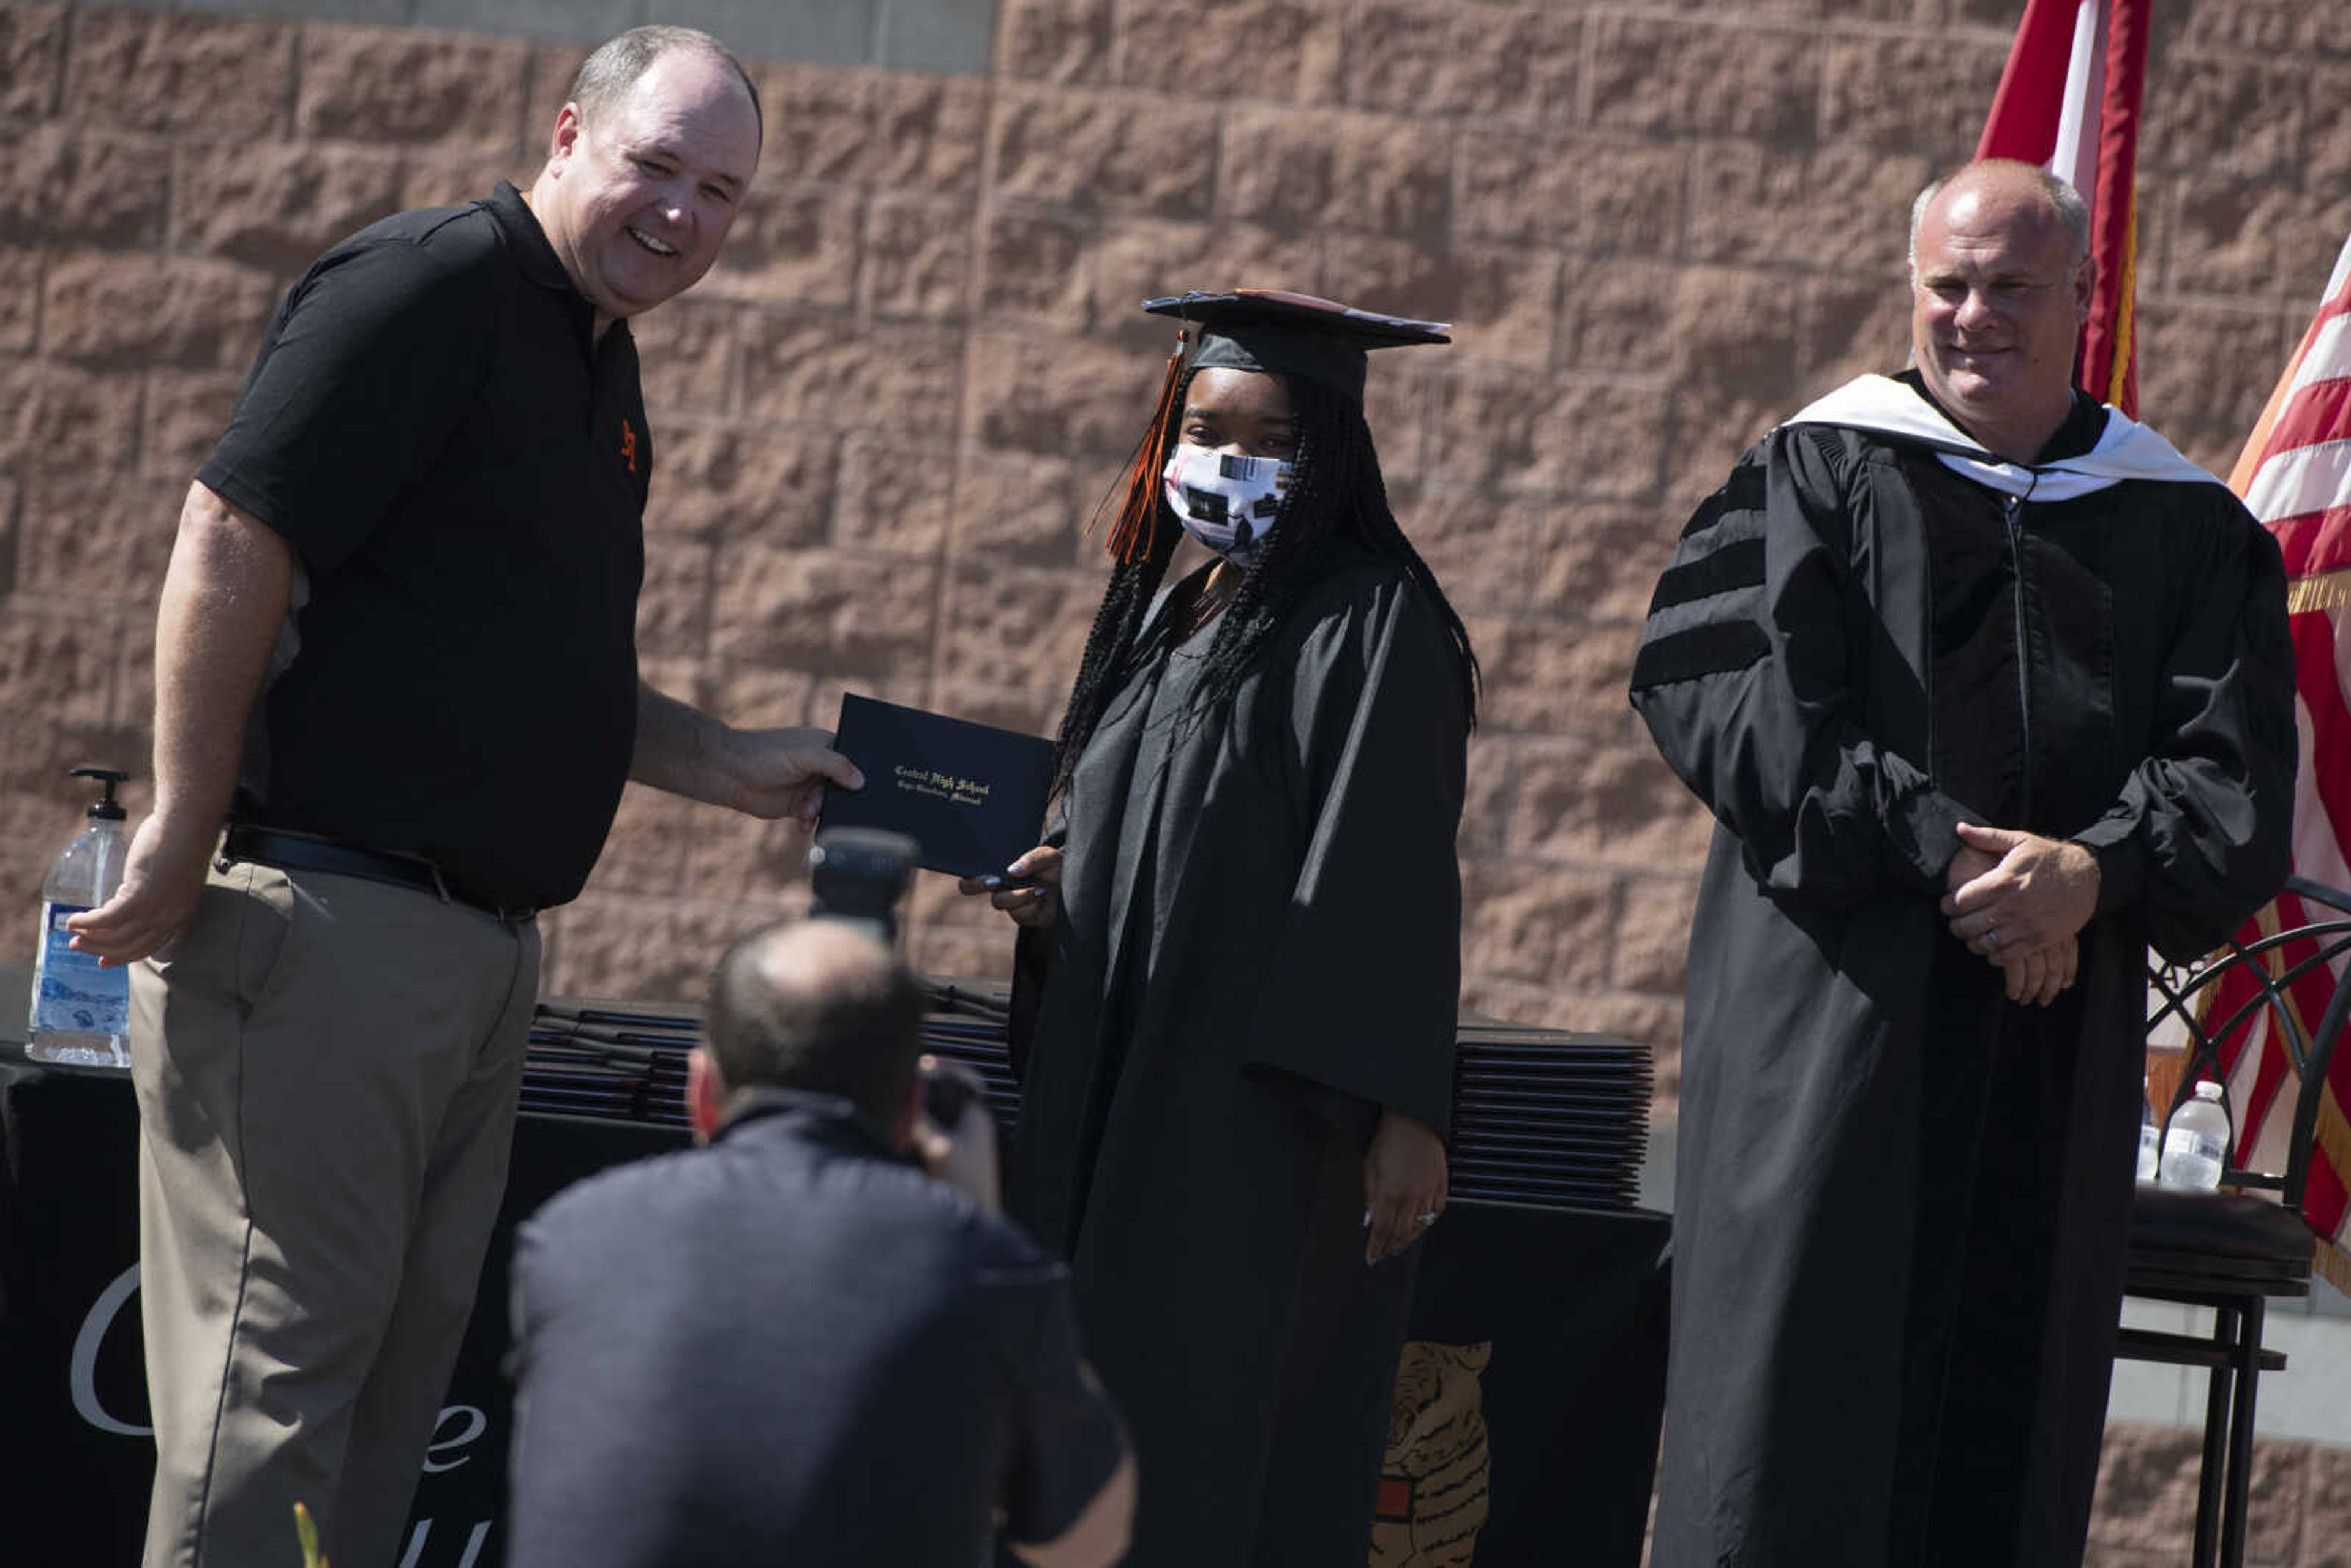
[1629,159,2295,1566]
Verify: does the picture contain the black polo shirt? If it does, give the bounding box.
[199,182,648,910]
[506,1091,1128,1567]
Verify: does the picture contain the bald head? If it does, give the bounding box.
[1907,159,2097,461]
[705,921,925,1122]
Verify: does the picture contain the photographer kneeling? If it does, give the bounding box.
[505,920,1135,1568]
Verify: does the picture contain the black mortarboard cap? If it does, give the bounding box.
[1141,288,1450,405]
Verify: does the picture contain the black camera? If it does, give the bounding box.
[806,828,918,943]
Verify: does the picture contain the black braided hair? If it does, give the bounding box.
[1051,371,1480,800]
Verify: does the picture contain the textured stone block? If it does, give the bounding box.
[1344,1,1578,121]
[2133,301,2296,479]
[0,4,64,122]
[2088,1423,2202,1553]
[938,560,1101,697]
[2176,0,2321,53]
[743,318,963,437]
[0,362,142,478]
[0,246,36,353]
[0,606,116,729]
[173,143,407,272]
[1363,366,1432,484]
[702,183,861,311]
[397,151,537,216]
[1820,33,2008,156]
[1400,490,1545,619]
[297,26,533,149]
[874,73,988,195]
[110,609,156,734]
[834,435,954,555]
[1455,130,1686,255]
[1218,108,1450,240]
[0,126,170,249]
[579,782,697,898]
[762,63,876,184]
[1531,505,1682,628]
[1458,733,1511,856]
[701,664,822,731]
[632,301,744,420]
[65,10,296,140]
[948,448,1098,568]
[1470,617,1643,742]
[995,0,1113,83]
[990,85,1220,216]
[143,372,245,481]
[907,920,1019,984]
[1794,271,1913,389]
[40,252,277,371]
[636,540,712,659]
[710,545,939,673]
[672,806,816,907]
[2165,177,2305,300]
[650,425,834,548]
[1690,143,1929,274]
[867,195,973,322]
[1114,0,1343,107]
[1461,859,1614,989]
[1510,741,1712,868]
[16,468,184,605]
[1664,384,1788,509]
[1613,873,1700,994]
[964,329,1166,458]
[928,679,1063,741]
[2309,1440,2351,1568]
[1427,371,1672,501]
[1089,217,1323,346]
[1323,239,1558,372]
[1588,15,1817,142]
[541,893,792,1005]
[978,209,1090,332]
[2140,54,2303,184]
[522,41,593,146]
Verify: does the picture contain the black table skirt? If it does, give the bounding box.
[0,1062,1667,1567]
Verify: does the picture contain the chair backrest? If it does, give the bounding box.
[2143,876,2351,1212]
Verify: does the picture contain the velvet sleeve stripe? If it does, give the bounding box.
[1679,462,1768,539]
[1649,537,1766,613]
[1631,621,1769,688]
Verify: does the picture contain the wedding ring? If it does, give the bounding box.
[1415,1210,1440,1226]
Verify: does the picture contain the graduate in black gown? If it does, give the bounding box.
[961,290,1480,1566]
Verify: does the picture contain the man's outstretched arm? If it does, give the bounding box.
[629,682,864,824]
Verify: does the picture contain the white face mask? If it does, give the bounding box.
[1161,444,1294,566]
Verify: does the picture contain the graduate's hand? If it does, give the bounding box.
[957,845,1062,929]
[1363,1109,1448,1266]
[1995,936,2078,1006]
[1939,823,2100,960]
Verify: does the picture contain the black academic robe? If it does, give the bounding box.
[1009,547,1468,1568]
[1629,415,2294,1567]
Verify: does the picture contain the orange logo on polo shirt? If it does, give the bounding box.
[620,418,638,475]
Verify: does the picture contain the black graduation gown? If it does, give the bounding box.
[1008,549,1468,1568]
[1629,413,2295,1567]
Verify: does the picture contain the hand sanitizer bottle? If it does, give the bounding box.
[28,767,132,1068]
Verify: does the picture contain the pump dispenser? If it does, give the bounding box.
[28,766,132,1067]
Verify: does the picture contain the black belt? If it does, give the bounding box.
[220,826,538,925]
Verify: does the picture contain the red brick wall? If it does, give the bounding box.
[4,1,2347,1119]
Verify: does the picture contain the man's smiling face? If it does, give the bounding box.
[1908,165,2093,460]
[534,47,759,332]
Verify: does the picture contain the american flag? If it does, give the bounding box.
[2207,233,2351,1292]
[1974,0,2151,414]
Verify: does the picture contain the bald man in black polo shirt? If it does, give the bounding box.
[69,28,862,1568]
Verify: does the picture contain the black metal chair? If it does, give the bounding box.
[2117,874,2351,1568]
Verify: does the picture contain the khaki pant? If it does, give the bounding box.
[129,861,539,1568]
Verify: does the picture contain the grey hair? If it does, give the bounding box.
[568,25,762,145]
[1908,159,2090,270]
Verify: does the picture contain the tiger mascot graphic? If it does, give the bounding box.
[1369,1340,1493,1566]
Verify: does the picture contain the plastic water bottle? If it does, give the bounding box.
[2136,1088,2161,1186]
[27,767,132,1068]
[2158,1079,2231,1192]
